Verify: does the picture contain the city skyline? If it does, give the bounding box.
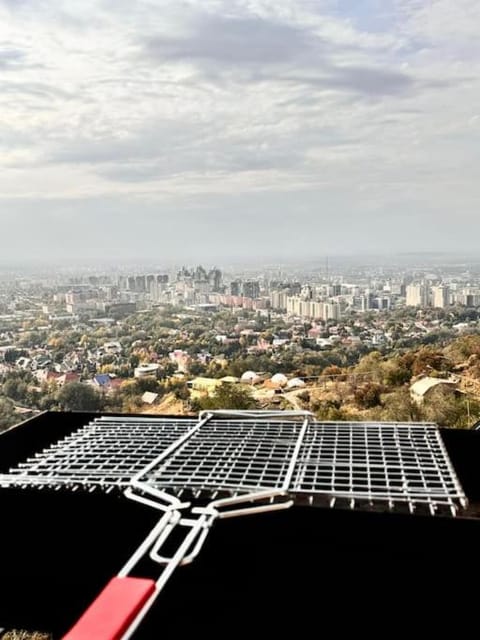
[1,1,480,261]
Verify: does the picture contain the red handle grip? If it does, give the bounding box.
[62,576,156,640]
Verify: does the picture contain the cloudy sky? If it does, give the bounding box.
[1,0,479,263]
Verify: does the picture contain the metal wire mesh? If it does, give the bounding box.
[141,419,305,496]
[0,415,468,514]
[291,422,466,514]
[2,416,196,491]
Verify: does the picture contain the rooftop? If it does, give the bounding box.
[410,376,458,397]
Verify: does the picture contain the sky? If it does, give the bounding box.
[0,0,479,263]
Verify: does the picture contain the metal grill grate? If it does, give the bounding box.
[0,414,468,514]
[3,416,196,491]
[291,422,466,514]
[141,419,305,497]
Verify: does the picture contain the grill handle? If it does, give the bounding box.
[149,510,216,565]
[62,577,156,640]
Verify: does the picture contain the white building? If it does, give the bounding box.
[323,302,342,321]
[270,291,288,310]
[134,363,160,378]
[432,286,450,309]
[406,284,429,307]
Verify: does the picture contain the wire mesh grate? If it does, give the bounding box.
[141,419,305,496]
[2,416,196,491]
[292,422,466,513]
[0,415,468,514]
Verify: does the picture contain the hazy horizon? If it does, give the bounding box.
[1,1,480,261]
[2,252,480,277]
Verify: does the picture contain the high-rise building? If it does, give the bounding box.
[432,285,450,308]
[456,290,480,307]
[300,285,313,300]
[359,293,372,312]
[323,302,341,321]
[146,275,155,293]
[208,268,222,292]
[286,296,301,316]
[242,281,260,299]
[135,276,146,292]
[230,281,241,296]
[310,301,324,320]
[406,284,428,307]
[373,297,391,311]
[270,291,288,310]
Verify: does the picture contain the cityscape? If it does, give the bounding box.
[2,255,480,431]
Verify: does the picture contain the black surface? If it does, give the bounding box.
[1,412,479,638]
[1,489,479,638]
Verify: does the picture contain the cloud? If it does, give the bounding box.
[0,47,27,70]
[0,80,70,98]
[321,65,414,95]
[1,0,480,260]
[143,13,321,66]
[140,9,426,99]
[48,117,311,180]
[267,64,415,98]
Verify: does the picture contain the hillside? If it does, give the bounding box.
[291,335,480,427]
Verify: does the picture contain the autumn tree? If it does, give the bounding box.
[411,347,450,377]
[354,383,383,409]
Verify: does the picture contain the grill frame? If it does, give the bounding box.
[0,412,468,515]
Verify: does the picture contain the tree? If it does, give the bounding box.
[322,365,345,381]
[0,397,17,432]
[384,359,411,387]
[57,383,103,412]
[168,379,190,401]
[354,383,383,409]
[314,400,359,422]
[3,349,28,364]
[189,361,207,376]
[379,388,420,422]
[196,384,257,411]
[354,352,385,384]
[411,347,449,377]
[2,379,28,402]
[419,387,479,428]
[129,354,140,369]
[445,335,480,364]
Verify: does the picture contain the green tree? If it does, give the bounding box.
[384,359,411,387]
[196,384,257,411]
[0,397,17,431]
[57,382,104,412]
[168,379,190,401]
[2,379,28,402]
[379,388,420,422]
[420,387,479,428]
[3,349,28,364]
[445,335,480,364]
[354,352,385,384]
[322,365,345,381]
[189,361,207,376]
